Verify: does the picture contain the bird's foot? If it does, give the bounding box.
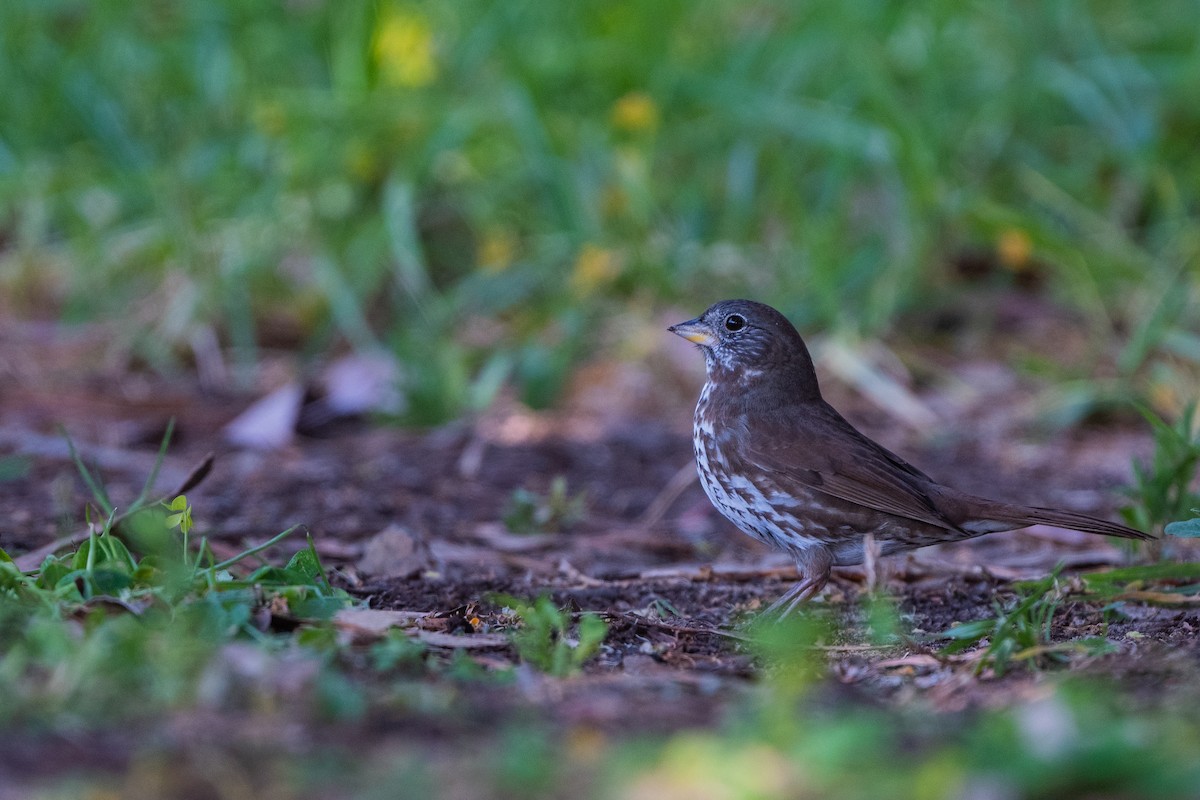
[762,574,828,620]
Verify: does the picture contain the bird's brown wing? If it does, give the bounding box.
[741,401,965,533]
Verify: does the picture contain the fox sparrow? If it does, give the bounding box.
[670,299,1149,616]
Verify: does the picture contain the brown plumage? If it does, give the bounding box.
[670,299,1150,616]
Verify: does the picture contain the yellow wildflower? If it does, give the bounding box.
[571,244,622,293]
[611,91,659,134]
[373,10,436,88]
[1148,379,1181,418]
[477,229,518,274]
[997,228,1033,271]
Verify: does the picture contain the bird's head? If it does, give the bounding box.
[669,299,821,399]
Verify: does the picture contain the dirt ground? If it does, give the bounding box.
[3,303,1199,755]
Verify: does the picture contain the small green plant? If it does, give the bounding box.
[647,597,682,619]
[502,476,587,534]
[0,426,353,724]
[940,567,1115,676]
[745,609,835,701]
[370,630,429,674]
[496,595,607,677]
[1122,403,1200,535]
[862,591,902,646]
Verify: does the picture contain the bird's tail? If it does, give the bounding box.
[980,503,1151,541]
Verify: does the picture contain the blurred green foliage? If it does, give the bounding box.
[611,683,1200,800]
[2,0,1199,419]
[1122,402,1200,534]
[503,475,587,534]
[496,593,608,676]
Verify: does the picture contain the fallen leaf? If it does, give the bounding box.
[1114,591,1200,606]
[320,352,404,416]
[224,382,304,449]
[333,608,431,639]
[875,654,942,670]
[358,525,428,578]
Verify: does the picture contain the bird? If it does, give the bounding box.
[669,299,1150,617]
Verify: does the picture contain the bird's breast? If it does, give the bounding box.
[692,384,824,554]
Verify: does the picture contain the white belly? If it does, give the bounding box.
[692,385,822,554]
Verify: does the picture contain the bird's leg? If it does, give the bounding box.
[763,546,832,619]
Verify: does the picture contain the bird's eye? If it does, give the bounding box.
[724,314,746,332]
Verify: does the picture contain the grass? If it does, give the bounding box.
[2,1,1199,419]
[1122,401,1200,535]
[939,567,1117,676]
[0,430,356,727]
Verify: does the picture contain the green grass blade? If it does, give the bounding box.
[209,525,304,574]
[131,418,176,512]
[62,429,113,515]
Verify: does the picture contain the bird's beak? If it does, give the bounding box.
[668,317,717,347]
